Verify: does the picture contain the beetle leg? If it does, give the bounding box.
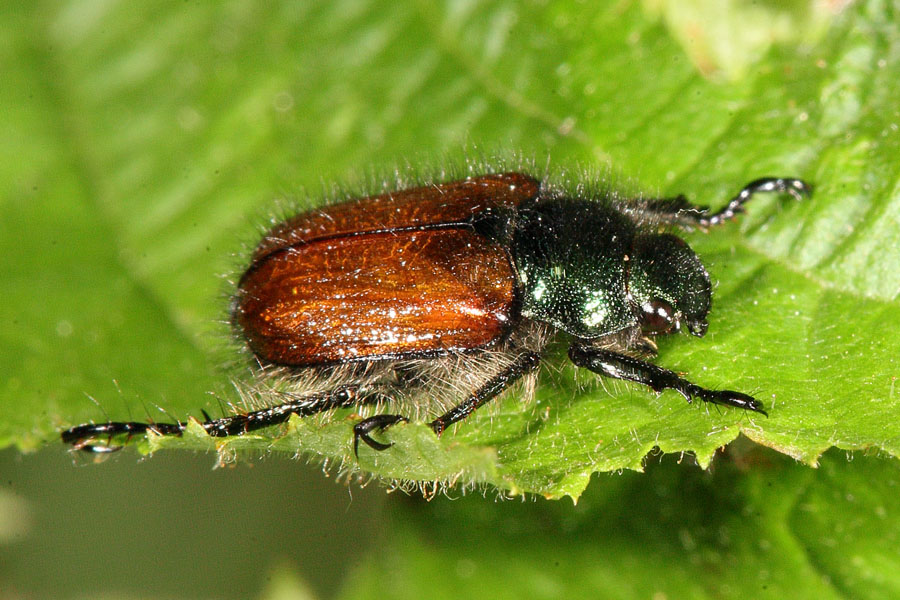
[429,351,542,436]
[62,386,381,453]
[61,421,183,453]
[633,336,659,357]
[636,177,811,230]
[567,344,766,414]
[352,352,542,454]
[353,414,409,455]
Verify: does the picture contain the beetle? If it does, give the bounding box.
[62,171,810,455]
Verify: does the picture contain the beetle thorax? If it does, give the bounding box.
[511,198,638,339]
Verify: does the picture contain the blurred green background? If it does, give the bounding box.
[3,0,900,598]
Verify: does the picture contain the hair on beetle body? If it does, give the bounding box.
[234,319,553,424]
[62,162,811,458]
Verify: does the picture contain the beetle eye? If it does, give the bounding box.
[641,299,677,335]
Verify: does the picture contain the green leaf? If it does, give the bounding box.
[339,449,900,600]
[2,1,899,498]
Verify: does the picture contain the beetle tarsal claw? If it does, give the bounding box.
[353,414,409,456]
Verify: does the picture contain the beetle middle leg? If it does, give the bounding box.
[430,351,542,435]
[354,351,542,454]
[567,343,766,414]
[636,177,811,230]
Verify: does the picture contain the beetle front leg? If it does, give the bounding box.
[637,177,811,230]
[568,343,766,414]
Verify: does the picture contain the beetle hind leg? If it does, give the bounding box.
[61,420,182,453]
[62,385,382,453]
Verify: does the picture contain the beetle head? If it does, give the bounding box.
[628,233,711,337]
